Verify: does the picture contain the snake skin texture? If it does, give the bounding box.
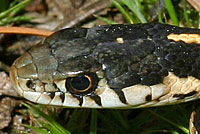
[10,23,200,109]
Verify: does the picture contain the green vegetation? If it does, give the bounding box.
[23,102,192,134]
[23,103,71,134]
[99,0,199,28]
[0,0,32,25]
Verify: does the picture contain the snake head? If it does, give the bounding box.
[10,27,126,108]
[10,23,200,108]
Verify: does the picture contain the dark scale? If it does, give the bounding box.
[59,92,65,103]
[89,23,200,88]
[156,41,200,79]
[48,92,55,100]
[173,91,197,100]
[38,22,200,104]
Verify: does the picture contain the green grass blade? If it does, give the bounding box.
[111,110,129,129]
[23,103,71,134]
[110,0,134,24]
[0,16,32,25]
[164,0,179,26]
[149,110,189,134]
[0,0,31,19]
[121,0,147,23]
[23,124,50,134]
[182,0,190,27]
[42,123,62,134]
[9,0,20,8]
[0,0,9,12]
[94,15,118,24]
[66,109,90,132]
[89,109,97,134]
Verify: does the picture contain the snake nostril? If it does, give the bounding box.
[26,80,34,89]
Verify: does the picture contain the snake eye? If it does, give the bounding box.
[65,73,98,95]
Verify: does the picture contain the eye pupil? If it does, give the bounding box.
[70,75,90,90]
[65,73,98,95]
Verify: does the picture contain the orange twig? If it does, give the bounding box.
[0,26,54,37]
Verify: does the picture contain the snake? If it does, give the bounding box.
[9,22,200,132]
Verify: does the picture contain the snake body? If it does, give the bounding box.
[10,22,200,108]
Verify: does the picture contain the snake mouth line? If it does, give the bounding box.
[22,91,104,108]
[10,65,23,96]
[23,91,66,105]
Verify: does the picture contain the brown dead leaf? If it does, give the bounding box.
[187,0,200,11]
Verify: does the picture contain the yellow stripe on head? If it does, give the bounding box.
[167,33,200,44]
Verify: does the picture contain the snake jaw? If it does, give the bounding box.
[10,65,23,96]
[10,64,41,99]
